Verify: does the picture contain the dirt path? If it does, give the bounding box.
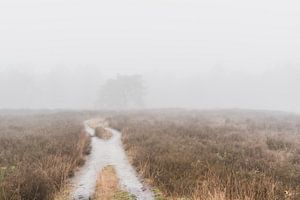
[71,121,154,200]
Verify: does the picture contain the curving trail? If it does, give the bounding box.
[71,121,153,200]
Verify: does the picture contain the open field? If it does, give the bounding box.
[0,111,92,200]
[109,109,300,200]
[1,109,300,200]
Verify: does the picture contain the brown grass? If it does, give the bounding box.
[93,165,136,200]
[53,184,72,200]
[94,166,119,200]
[95,127,112,140]
[87,118,108,129]
[0,111,91,200]
[109,109,300,200]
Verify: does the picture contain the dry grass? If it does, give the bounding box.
[93,165,136,200]
[109,109,300,200]
[53,184,72,200]
[87,118,108,129]
[0,111,91,200]
[95,127,112,140]
[94,166,119,200]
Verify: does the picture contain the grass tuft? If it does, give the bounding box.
[93,165,136,200]
[95,127,112,140]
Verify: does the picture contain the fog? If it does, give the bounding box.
[1,0,300,112]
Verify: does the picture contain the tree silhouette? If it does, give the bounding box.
[97,75,146,109]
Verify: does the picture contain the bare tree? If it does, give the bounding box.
[97,75,146,110]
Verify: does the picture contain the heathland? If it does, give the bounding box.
[0,111,93,200]
[1,109,300,200]
[109,109,300,200]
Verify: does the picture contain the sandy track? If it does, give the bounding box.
[71,121,153,200]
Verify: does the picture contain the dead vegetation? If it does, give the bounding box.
[94,166,119,200]
[95,127,112,140]
[0,111,91,200]
[109,109,300,200]
[93,165,136,200]
[86,118,108,129]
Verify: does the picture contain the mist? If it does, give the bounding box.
[1,0,300,112]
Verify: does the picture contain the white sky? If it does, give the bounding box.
[0,0,300,112]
